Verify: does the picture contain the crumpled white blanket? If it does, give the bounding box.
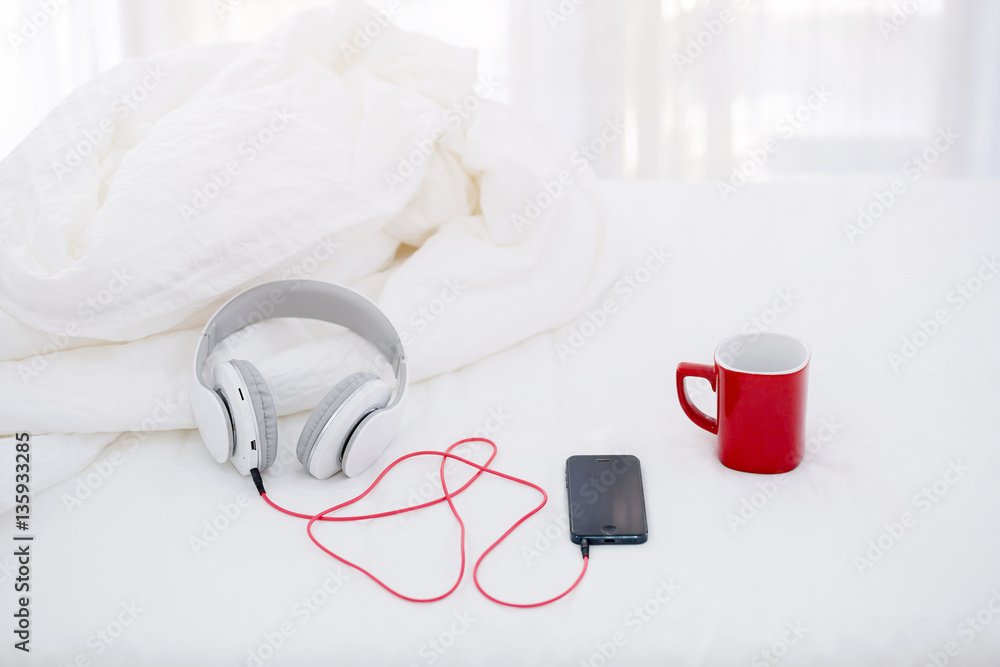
[0,1,619,505]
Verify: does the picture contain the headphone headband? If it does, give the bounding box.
[192,280,407,465]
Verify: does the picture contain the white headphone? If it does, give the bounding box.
[192,280,408,479]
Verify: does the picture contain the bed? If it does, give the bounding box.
[3,177,999,666]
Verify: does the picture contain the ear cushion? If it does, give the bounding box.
[230,360,278,471]
[296,372,382,469]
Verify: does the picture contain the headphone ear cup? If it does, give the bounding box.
[296,372,391,479]
[228,360,279,472]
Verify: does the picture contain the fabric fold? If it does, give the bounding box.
[0,0,620,499]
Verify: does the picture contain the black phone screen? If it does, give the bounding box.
[566,455,648,544]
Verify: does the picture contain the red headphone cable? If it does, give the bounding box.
[250,437,588,607]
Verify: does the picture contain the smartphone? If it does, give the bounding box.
[566,455,648,545]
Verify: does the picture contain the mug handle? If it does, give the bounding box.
[676,362,718,434]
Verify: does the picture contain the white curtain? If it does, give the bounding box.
[3,0,999,177]
[508,0,1000,178]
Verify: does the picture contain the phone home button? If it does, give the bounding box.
[601,525,618,535]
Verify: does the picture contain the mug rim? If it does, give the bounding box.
[714,332,810,375]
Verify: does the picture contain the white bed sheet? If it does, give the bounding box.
[2,178,1000,667]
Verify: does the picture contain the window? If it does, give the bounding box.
[3,0,997,177]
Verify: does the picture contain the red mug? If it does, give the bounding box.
[676,333,810,474]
